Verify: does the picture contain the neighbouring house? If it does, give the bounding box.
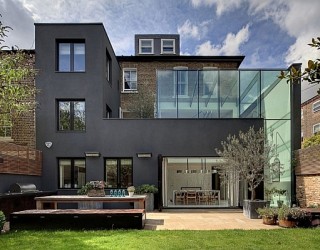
[301,94,320,142]
[295,94,320,207]
[0,23,301,210]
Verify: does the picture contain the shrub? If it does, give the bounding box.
[135,184,158,194]
[0,211,6,230]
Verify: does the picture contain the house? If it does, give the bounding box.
[0,23,301,209]
[301,94,320,141]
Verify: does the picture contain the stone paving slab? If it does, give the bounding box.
[144,209,281,230]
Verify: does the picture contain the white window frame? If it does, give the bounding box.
[313,123,320,134]
[313,100,320,112]
[301,109,303,119]
[123,68,137,92]
[139,39,154,54]
[161,39,175,54]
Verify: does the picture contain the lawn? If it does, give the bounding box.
[1,229,320,250]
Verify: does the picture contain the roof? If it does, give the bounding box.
[301,94,320,107]
[117,55,245,67]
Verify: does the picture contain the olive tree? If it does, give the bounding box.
[215,127,275,200]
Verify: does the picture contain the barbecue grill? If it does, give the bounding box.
[9,183,38,193]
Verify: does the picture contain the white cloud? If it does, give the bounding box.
[177,19,210,40]
[178,20,200,40]
[196,24,250,55]
[191,0,242,17]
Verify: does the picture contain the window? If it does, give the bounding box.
[313,101,320,112]
[139,39,153,54]
[106,105,112,118]
[58,100,85,131]
[161,39,175,54]
[313,123,320,134]
[58,158,86,189]
[106,50,112,83]
[123,68,137,91]
[301,109,303,119]
[173,66,188,96]
[105,158,133,188]
[57,41,85,72]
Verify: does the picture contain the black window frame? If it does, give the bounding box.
[105,158,133,189]
[58,158,86,189]
[57,99,86,132]
[56,39,86,72]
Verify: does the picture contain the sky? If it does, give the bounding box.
[1,0,319,101]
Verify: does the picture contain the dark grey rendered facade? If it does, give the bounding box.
[31,23,300,209]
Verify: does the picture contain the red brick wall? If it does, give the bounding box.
[0,52,36,149]
[301,95,320,140]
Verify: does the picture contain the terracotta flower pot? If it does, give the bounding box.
[262,216,277,225]
[278,219,296,228]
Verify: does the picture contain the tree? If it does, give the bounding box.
[215,127,275,200]
[302,132,320,148]
[279,37,320,93]
[0,17,37,130]
[127,84,155,118]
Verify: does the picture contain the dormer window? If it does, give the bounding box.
[139,39,153,54]
[161,39,175,54]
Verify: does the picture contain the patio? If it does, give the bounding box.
[144,209,281,230]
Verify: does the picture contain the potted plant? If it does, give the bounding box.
[278,205,311,228]
[216,127,276,219]
[256,207,278,225]
[135,184,158,211]
[264,187,276,207]
[274,188,287,208]
[77,181,106,197]
[127,186,135,197]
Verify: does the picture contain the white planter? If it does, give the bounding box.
[129,191,134,197]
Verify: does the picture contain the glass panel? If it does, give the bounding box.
[74,43,85,72]
[199,70,219,118]
[59,43,70,71]
[106,159,117,188]
[120,159,133,188]
[157,70,176,118]
[219,70,239,118]
[141,40,152,46]
[73,101,85,131]
[265,119,291,207]
[59,101,71,130]
[177,71,198,118]
[59,159,71,188]
[261,70,290,119]
[239,70,260,118]
[74,159,85,188]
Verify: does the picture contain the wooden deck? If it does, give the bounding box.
[10,209,146,230]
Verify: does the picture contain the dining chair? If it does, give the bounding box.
[175,190,186,205]
[197,191,208,205]
[186,190,197,205]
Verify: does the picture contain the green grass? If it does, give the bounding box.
[1,229,320,250]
